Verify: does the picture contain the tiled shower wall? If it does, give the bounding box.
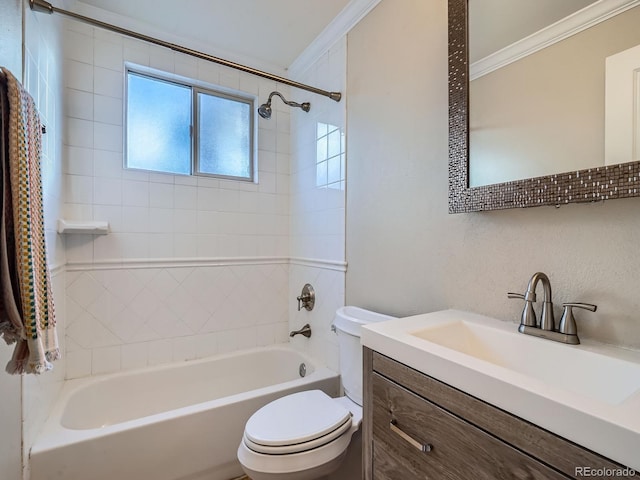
[288,38,347,372]
[23,4,66,477]
[62,18,292,378]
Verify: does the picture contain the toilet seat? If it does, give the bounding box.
[244,390,353,455]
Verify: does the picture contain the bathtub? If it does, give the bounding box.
[30,345,339,480]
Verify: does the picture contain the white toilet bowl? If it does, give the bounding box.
[237,391,361,480]
[237,306,394,480]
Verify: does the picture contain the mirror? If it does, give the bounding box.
[448,0,640,213]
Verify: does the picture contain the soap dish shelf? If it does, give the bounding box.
[57,219,109,235]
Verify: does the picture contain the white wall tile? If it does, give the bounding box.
[66,60,94,92]
[94,177,122,205]
[147,339,173,366]
[172,336,197,362]
[94,205,123,232]
[149,182,174,208]
[65,348,92,378]
[92,345,121,374]
[65,146,94,176]
[124,43,150,67]
[173,234,198,257]
[94,94,122,125]
[94,67,123,98]
[66,88,93,120]
[64,30,93,64]
[173,209,197,233]
[175,58,198,79]
[66,118,93,148]
[149,47,175,72]
[94,39,123,72]
[120,233,149,259]
[174,185,197,209]
[122,180,149,207]
[65,234,94,263]
[94,150,123,178]
[122,207,149,232]
[65,174,93,204]
[148,172,174,184]
[121,343,148,370]
[148,208,173,233]
[94,122,123,152]
[92,234,122,261]
[148,233,173,257]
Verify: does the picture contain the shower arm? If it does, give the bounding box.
[28,0,342,103]
[267,92,307,110]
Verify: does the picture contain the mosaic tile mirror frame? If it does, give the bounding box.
[448,0,640,213]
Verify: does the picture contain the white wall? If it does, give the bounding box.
[0,1,66,478]
[0,2,24,477]
[61,18,292,377]
[0,8,25,478]
[22,5,67,478]
[346,0,640,349]
[288,38,347,372]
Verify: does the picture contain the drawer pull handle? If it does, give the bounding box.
[390,420,433,453]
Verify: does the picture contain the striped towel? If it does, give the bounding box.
[0,67,59,374]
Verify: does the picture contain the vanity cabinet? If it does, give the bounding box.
[363,347,637,480]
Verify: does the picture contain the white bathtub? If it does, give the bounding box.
[30,345,339,480]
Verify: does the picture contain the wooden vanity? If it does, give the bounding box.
[363,348,638,480]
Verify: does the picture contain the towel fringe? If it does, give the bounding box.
[0,322,23,345]
[5,357,52,375]
[45,348,61,362]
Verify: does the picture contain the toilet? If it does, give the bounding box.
[237,306,395,480]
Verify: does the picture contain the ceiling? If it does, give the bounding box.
[70,0,352,70]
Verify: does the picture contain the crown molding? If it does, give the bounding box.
[470,0,640,81]
[288,0,381,78]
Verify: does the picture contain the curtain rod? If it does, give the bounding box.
[29,0,342,102]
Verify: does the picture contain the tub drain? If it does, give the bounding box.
[299,362,307,377]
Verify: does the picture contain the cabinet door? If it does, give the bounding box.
[371,373,569,480]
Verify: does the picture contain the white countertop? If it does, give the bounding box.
[361,309,640,471]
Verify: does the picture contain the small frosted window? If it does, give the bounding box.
[125,69,254,181]
[197,91,252,179]
[126,72,192,175]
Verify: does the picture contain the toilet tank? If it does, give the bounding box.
[332,306,396,406]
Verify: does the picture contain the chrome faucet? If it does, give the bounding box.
[289,324,312,338]
[508,272,555,331]
[508,272,597,345]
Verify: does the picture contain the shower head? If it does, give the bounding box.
[258,91,310,119]
[257,102,272,119]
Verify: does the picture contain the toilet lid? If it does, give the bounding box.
[244,390,352,449]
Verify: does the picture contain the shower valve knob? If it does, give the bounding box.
[296,284,315,311]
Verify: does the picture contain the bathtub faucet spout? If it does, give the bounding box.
[289,324,312,338]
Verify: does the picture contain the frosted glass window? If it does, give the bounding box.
[125,68,254,181]
[197,91,252,180]
[315,122,345,190]
[127,72,192,175]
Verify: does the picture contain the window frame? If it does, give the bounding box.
[124,65,256,182]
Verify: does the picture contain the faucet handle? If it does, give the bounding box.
[507,292,525,300]
[508,292,537,327]
[558,302,597,336]
[562,302,597,312]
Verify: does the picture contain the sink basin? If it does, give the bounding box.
[360,309,640,470]
[411,320,640,405]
